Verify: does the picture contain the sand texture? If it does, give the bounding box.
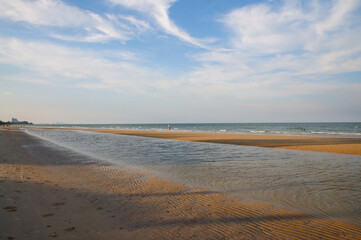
[1,129,361,239]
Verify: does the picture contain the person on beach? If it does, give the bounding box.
[168,125,171,131]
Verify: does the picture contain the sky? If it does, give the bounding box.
[0,0,360,124]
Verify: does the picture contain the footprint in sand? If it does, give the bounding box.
[42,213,54,217]
[64,227,76,232]
[52,202,64,207]
[48,232,57,237]
[3,206,17,212]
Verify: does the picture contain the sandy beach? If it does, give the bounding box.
[1,128,361,239]
[2,0,360,239]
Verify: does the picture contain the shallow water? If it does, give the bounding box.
[26,129,361,225]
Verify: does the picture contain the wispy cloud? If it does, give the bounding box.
[107,0,212,48]
[0,37,168,92]
[0,0,213,46]
[0,0,149,42]
[191,0,361,80]
[182,0,361,101]
[116,15,152,32]
[220,0,361,54]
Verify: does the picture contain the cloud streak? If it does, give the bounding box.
[0,0,150,42]
[191,0,361,80]
[183,0,361,103]
[0,37,167,93]
[108,0,211,48]
[221,0,361,54]
[2,33,359,106]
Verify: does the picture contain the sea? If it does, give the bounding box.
[34,122,361,138]
[26,122,361,225]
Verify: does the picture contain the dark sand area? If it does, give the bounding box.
[1,129,361,239]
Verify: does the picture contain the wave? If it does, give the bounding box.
[249,130,267,134]
[311,131,361,136]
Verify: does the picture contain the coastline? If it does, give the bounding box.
[40,127,361,156]
[12,126,361,155]
[1,129,361,239]
[90,129,361,155]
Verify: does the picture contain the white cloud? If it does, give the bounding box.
[314,0,359,37]
[0,0,149,42]
[221,0,361,54]
[0,0,88,26]
[221,2,307,54]
[191,0,361,79]
[0,37,167,92]
[177,0,361,103]
[108,0,211,48]
[0,0,212,46]
[117,15,152,32]
[1,33,360,104]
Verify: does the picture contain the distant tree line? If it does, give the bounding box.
[0,120,33,126]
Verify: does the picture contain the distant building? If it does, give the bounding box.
[11,118,19,123]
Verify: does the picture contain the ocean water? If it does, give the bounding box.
[25,128,361,226]
[35,122,361,138]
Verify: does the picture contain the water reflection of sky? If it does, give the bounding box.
[26,129,361,225]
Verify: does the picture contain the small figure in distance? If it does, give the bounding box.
[168,125,171,131]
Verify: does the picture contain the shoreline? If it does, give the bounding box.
[20,126,361,155]
[86,129,361,155]
[1,129,361,239]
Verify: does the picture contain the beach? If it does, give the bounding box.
[1,128,361,239]
[2,0,360,238]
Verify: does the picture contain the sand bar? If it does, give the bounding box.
[1,129,361,239]
[83,129,361,155]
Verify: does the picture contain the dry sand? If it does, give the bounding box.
[1,128,361,239]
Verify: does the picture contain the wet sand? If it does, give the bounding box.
[1,129,361,239]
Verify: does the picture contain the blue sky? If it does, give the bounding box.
[0,0,360,123]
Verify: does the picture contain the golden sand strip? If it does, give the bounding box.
[1,130,361,239]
